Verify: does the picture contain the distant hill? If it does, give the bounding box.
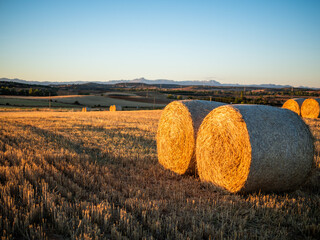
[107,78,223,86]
[0,77,312,89]
[0,78,89,86]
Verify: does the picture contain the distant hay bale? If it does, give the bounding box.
[282,98,306,116]
[109,105,122,111]
[196,105,314,193]
[301,98,320,119]
[157,100,226,175]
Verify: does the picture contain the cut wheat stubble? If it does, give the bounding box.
[157,100,226,175]
[196,104,314,193]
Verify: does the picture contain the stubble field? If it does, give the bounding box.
[0,110,319,239]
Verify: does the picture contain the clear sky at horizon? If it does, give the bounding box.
[0,0,319,87]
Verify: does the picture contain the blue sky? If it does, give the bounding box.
[0,0,319,87]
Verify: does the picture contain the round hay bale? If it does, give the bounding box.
[196,105,314,193]
[157,100,226,175]
[109,105,122,111]
[282,98,306,116]
[301,98,320,119]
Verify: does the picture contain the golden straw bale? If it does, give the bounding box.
[301,98,320,119]
[282,98,306,116]
[196,105,314,193]
[157,100,226,175]
[109,105,122,111]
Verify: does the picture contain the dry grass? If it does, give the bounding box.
[301,98,320,119]
[0,109,319,239]
[282,98,306,116]
[196,105,314,193]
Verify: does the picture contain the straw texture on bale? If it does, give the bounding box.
[282,98,306,116]
[196,105,314,193]
[301,98,320,119]
[157,100,226,175]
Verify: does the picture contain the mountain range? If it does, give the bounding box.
[0,77,314,89]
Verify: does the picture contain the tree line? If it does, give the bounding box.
[0,87,57,96]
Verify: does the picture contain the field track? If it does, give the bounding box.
[0,110,319,239]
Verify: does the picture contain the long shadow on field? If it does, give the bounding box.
[7,122,225,238]
[8,121,209,195]
[2,121,320,239]
[11,121,156,164]
[7,121,320,197]
[8,122,170,197]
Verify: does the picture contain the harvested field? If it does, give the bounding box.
[0,110,319,239]
[0,94,166,108]
[108,94,170,104]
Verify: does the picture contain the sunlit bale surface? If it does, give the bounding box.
[157,100,226,175]
[301,98,320,119]
[282,98,306,116]
[196,105,314,193]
